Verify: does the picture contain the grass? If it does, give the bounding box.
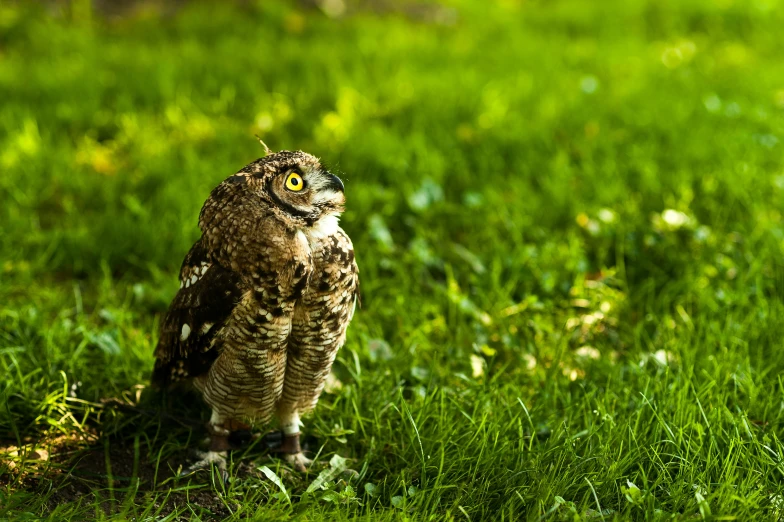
[2,0,784,519]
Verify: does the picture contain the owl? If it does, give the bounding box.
[152,148,359,475]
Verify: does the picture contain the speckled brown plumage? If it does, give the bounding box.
[152,150,359,472]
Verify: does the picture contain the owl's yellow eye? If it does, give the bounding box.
[285,172,304,192]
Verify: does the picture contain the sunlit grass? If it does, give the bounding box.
[2,0,784,519]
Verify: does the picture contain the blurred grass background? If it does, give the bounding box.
[2,0,784,519]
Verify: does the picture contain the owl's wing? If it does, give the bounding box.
[151,240,244,388]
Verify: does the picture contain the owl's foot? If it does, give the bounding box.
[284,452,312,472]
[179,450,229,482]
[273,432,312,472]
[178,413,237,481]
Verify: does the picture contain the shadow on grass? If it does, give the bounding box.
[0,387,321,518]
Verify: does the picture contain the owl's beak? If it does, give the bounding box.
[326,173,344,193]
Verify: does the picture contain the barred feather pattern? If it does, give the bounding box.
[278,227,359,418]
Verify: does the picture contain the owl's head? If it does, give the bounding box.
[221,150,346,227]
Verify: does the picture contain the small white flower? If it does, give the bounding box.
[652,350,672,366]
[575,346,601,360]
[598,208,616,223]
[661,209,691,228]
[470,355,485,378]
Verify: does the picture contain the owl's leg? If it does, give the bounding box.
[276,409,312,472]
[276,346,340,472]
[179,410,231,481]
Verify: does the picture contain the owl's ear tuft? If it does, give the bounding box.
[254,134,272,156]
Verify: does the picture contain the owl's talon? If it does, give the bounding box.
[179,450,229,481]
[284,452,312,472]
[273,432,311,472]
